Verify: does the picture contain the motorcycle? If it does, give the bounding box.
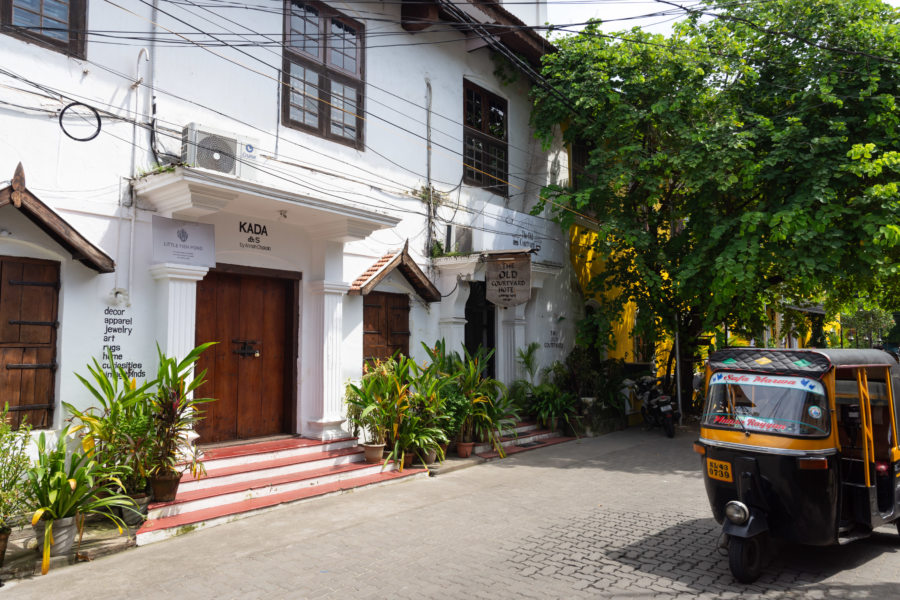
[622,376,679,438]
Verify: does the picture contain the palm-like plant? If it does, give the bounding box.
[65,348,156,493]
[455,347,506,456]
[0,405,31,535]
[26,429,134,575]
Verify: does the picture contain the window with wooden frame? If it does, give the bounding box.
[282,0,364,148]
[0,0,86,57]
[463,80,508,196]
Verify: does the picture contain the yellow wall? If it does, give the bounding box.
[570,225,638,361]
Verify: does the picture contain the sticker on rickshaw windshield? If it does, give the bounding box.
[705,372,830,436]
[710,372,825,396]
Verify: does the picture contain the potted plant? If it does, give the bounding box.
[454,347,506,458]
[346,360,395,464]
[26,428,134,575]
[66,349,156,524]
[0,404,31,568]
[147,342,216,502]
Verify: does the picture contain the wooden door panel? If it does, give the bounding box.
[260,278,287,436]
[362,292,409,363]
[19,262,57,344]
[0,261,24,343]
[0,256,59,429]
[195,270,292,443]
[237,276,265,439]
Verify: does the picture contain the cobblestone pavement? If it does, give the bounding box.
[5,427,900,599]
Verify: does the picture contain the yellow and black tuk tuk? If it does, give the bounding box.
[695,348,900,582]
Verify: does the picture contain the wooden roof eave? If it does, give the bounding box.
[0,164,115,274]
[354,245,441,303]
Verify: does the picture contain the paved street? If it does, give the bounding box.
[5,427,900,599]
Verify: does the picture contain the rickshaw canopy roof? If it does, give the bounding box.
[708,348,897,379]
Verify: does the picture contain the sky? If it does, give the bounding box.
[545,0,900,37]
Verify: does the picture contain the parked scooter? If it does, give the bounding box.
[622,376,679,437]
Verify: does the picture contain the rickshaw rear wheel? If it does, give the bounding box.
[728,535,763,584]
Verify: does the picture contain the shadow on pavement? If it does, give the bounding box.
[615,515,900,596]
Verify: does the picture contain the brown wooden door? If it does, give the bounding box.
[194,270,294,443]
[0,256,59,429]
[363,292,410,364]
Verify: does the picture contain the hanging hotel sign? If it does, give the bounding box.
[151,215,215,267]
[485,252,531,307]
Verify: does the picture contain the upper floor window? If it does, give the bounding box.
[463,80,508,196]
[1,0,86,57]
[282,0,364,148]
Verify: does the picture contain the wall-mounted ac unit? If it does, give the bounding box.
[181,123,259,180]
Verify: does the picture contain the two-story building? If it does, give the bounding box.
[0,0,578,447]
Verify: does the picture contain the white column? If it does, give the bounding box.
[438,278,471,355]
[150,262,209,447]
[305,280,350,440]
[149,263,209,360]
[497,303,526,385]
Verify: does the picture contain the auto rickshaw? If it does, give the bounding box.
[694,348,900,582]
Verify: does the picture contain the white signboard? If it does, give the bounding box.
[152,216,216,267]
[485,254,531,307]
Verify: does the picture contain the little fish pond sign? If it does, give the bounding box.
[485,253,531,307]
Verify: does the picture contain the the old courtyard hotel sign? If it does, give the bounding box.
[485,252,531,307]
[152,215,216,267]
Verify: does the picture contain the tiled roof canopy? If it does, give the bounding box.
[349,242,440,302]
[0,163,115,273]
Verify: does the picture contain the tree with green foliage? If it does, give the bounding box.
[531,0,900,401]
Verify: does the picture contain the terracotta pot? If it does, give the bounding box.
[403,452,414,468]
[33,516,77,557]
[363,443,386,464]
[438,442,449,457]
[457,441,475,458]
[423,448,438,464]
[0,528,10,568]
[150,471,183,502]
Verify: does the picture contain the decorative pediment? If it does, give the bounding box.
[349,241,440,302]
[0,164,115,273]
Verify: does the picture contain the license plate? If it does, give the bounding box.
[707,458,733,482]
[660,405,672,412]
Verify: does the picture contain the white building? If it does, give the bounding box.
[0,0,578,445]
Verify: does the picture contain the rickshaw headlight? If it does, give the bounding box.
[724,500,749,525]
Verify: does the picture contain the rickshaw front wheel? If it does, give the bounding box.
[728,535,764,583]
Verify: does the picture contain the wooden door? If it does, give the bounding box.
[363,292,410,364]
[0,256,59,429]
[194,270,295,443]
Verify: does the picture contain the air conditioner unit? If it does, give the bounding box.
[181,123,260,180]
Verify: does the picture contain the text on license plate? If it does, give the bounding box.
[707,458,733,482]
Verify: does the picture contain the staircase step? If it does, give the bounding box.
[179,446,364,493]
[473,429,556,455]
[200,436,358,471]
[476,436,575,460]
[136,467,428,546]
[498,421,541,438]
[148,460,393,520]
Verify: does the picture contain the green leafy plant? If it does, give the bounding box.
[65,348,156,494]
[148,342,216,477]
[0,405,31,534]
[455,347,506,456]
[26,428,134,575]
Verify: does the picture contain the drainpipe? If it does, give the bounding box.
[425,79,433,257]
[127,48,150,307]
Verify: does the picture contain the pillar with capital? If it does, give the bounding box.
[304,280,350,440]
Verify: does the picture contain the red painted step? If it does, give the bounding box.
[137,467,426,535]
[200,436,356,462]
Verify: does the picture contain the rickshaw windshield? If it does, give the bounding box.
[702,372,830,437]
